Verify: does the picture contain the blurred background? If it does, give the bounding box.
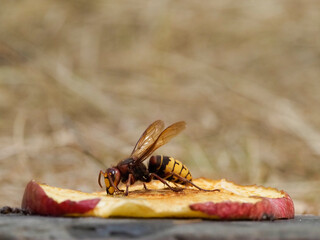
[0,0,319,214]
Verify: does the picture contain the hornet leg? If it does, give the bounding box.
[125,174,134,196]
[165,172,220,192]
[143,182,150,191]
[150,173,183,192]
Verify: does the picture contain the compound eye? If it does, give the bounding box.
[107,169,116,181]
[109,170,117,178]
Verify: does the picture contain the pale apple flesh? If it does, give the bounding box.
[21,178,294,220]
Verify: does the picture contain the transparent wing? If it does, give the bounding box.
[134,121,186,164]
[131,120,165,160]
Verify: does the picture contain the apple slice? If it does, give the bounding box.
[21,178,294,220]
[21,180,100,216]
[189,180,294,220]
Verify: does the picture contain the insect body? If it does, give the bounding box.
[98,120,219,195]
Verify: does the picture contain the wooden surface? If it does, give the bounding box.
[0,214,319,240]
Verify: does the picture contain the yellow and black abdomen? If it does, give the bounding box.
[148,155,192,184]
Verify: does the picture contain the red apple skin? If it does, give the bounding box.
[21,181,100,216]
[189,193,294,220]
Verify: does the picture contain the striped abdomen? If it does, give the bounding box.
[148,155,192,184]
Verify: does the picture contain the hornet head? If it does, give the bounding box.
[98,167,121,195]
